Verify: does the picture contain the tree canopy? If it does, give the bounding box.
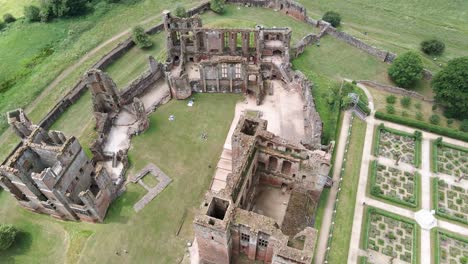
[132,26,153,48]
[432,57,468,119]
[322,11,341,27]
[388,51,423,88]
[210,0,225,14]
[0,224,18,251]
[174,6,187,18]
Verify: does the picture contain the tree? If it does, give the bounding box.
[41,0,88,18]
[3,13,16,23]
[210,0,225,14]
[388,51,423,88]
[132,26,153,48]
[421,39,445,56]
[432,57,468,119]
[0,224,18,251]
[24,5,41,22]
[429,114,440,125]
[386,105,395,114]
[174,5,187,18]
[460,120,468,132]
[322,11,341,27]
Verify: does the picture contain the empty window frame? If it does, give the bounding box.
[221,64,228,78]
[258,238,268,248]
[241,233,250,242]
[235,64,242,78]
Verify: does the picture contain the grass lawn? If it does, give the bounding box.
[141,174,159,188]
[327,117,366,263]
[0,0,39,17]
[298,0,468,72]
[0,93,240,263]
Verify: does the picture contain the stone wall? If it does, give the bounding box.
[357,80,435,102]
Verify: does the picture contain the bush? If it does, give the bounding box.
[446,119,453,126]
[24,5,41,22]
[174,5,187,18]
[432,57,468,119]
[374,111,468,141]
[386,105,395,114]
[414,102,421,109]
[210,0,225,14]
[429,114,440,125]
[0,21,5,30]
[40,0,89,17]
[386,95,396,104]
[0,224,18,251]
[132,26,153,48]
[3,13,16,23]
[420,39,445,56]
[416,112,424,121]
[388,51,423,88]
[400,96,411,108]
[461,120,468,132]
[341,96,353,109]
[322,11,341,27]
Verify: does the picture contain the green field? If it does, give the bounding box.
[0,0,39,17]
[298,0,468,72]
[0,93,240,263]
[327,117,366,263]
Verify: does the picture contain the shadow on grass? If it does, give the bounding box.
[0,231,33,263]
[103,185,146,224]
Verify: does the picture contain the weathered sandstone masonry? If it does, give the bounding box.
[194,116,331,263]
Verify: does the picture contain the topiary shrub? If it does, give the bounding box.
[388,51,423,88]
[432,57,468,119]
[24,5,41,22]
[210,0,225,14]
[322,11,341,27]
[416,112,424,121]
[386,105,395,114]
[0,224,18,251]
[460,119,468,132]
[174,5,187,18]
[386,95,396,104]
[420,39,445,56]
[132,26,153,48]
[3,13,16,23]
[429,114,440,125]
[400,96,411,108]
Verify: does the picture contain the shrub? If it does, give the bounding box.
[414,102,421,109]
[41,0,89,17]
[374,111,468,141]
[174,5,187,18]
[3,13,16,23]
[322,11,341,27]
[420,39,445,56]
[416,112,424,121]
[132,26,153,48]
[461,120,468,132]
[386,95,396,104]
[388,52,423,88]
[429,115,440,125]
[400,96,411,108]
[0,21,5,30]
[24,5,41,22]
[432,57,468,119]
[386,105,395,114]
[446,119,453,126]
[210,0,225,14]
[0,224,18,251]
[341,96,353,109]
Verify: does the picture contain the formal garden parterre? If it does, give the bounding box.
[370,160,420,208]
[374,124,422,168]
[432,138,468,179]
[432,178,468,225]
[434,229,468,264]
[362,207,419,264]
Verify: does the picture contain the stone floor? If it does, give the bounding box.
[131,163,172,212]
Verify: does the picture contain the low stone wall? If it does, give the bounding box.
[119,62,165,105]
[293,33,319,58]
[357,80,435,102]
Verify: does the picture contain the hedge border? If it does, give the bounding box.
[432,178,468,226]
[369,160,420,208]
[374,111,468,142]
[432,138,468,174]
[373,123,422,168]
[362,206,420,264]
[433,228,468,264]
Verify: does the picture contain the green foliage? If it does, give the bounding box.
[416,112,423,121]
[460,120,468,132]
[322,11,341,27]
[132,26,153,48]
[414,102,421,109]
[401,111,408,117]
[400,96,411,108]
[388,51,423,88]
[0,224,18,251]
[374,111,468,141]
[210,0,225,14]
[3,13,16,23]
[432,57,468,119]
[420,39,445,56]
[386,95,396,104]
[174,5,187,18]
[429,114,440,125]
[386,105,395,114]
[342,82,354,96]
[24,5,41,22]
[41,0,89,18]
[0,21,5,31]
[341,96,353,109]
